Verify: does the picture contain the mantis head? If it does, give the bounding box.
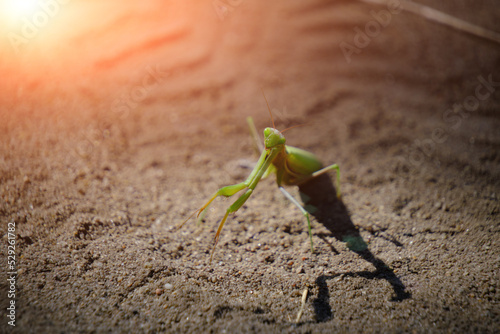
[264,127,286,149]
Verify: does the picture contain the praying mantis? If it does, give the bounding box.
[180,92,341,263]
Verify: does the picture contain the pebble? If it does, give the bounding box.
[164,283,173,290]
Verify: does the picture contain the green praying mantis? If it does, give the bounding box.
[180,93,341,263]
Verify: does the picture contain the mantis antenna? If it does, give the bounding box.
[280,123,307,134]
[260,88,275,129]
[260,88,307,133]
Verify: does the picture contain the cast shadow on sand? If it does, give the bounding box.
[298,174,412,323]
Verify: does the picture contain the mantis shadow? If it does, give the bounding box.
[298,174,411,322]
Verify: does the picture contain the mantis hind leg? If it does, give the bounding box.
[311,163,341,198]
[279,186,315,253]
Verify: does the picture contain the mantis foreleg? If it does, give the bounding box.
[178,183,247,228]
[211,188,253,262]
[181,145,282,262]
[247,116,275,179]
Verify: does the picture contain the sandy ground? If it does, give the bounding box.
[1,0,499,332]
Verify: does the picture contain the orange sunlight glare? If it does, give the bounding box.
[1,0,82,58]
[1,0,88,83]
[2,0,39,22]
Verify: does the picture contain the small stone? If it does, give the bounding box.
[155,288,164,296]
[164,283,173,290]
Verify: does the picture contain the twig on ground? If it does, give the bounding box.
[359,0,500,44]
[295,288,308,323]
